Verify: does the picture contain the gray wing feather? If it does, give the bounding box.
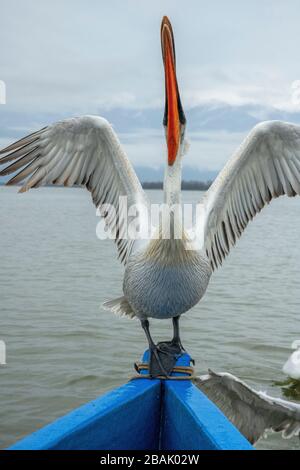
[0,115,149,264]
[197,121,300,269]
[194,370,300,444]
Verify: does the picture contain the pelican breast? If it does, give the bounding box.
[124,238,212,319]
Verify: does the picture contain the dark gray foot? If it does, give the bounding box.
[157,339,185,355]
[156,340,195,366]
[140,317,189,377]
[149,344,178,377]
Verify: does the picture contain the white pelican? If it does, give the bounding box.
[283,341,300,380]
[1,14,300,384]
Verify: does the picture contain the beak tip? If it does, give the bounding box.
[161,15,172,28]
[161,17,176,66]
[161,16,173,37]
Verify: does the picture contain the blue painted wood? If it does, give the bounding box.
[161,380,253,450]
[144,350,252,450]
[9,379,161,450]
[8,350,253,450]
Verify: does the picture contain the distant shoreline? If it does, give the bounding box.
[142,180,212,190]
[0,180,213,191]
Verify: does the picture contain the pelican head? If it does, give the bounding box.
[161,16,186,166]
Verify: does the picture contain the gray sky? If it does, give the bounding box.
[1,0,300,174]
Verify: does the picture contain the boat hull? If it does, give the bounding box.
[8,353,252,451]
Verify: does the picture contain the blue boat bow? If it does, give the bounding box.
[8,352,253,450]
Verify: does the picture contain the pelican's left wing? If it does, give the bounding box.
[196,121,300,269]
[0,116,150,263]
[194,370,300,444]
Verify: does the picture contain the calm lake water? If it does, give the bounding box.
[0,186,300,450]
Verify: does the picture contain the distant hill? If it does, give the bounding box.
[142,180,212,190]
[0,165,217,188]
[0,180,212,190]
[135,166,217,183]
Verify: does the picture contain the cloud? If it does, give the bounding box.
[2,101,300,174]
[2,0,300,113]
[2,0,300,173]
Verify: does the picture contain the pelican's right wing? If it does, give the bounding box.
[194,370,300,444]
[195,121,300,269]
[0,116,150,263]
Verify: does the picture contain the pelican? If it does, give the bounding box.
[283,341,300,380]
[1,16,300,391]
[194,370,300,444]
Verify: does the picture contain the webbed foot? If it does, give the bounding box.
[157,339,185,355]
[148,343,178,377]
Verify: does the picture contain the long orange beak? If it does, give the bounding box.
[161,16,185,166]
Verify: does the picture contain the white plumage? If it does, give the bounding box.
[2,119,300,317]
[196,120,300,269]
[0,116,149,265]
[283,340,300,381]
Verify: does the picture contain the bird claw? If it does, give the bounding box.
[157,340,185,356]
[148,342,182,377]
[150,345,169,377]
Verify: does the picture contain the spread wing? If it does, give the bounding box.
[194,370,300,444]
[0,115,149,263]
[195,121,300,269]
